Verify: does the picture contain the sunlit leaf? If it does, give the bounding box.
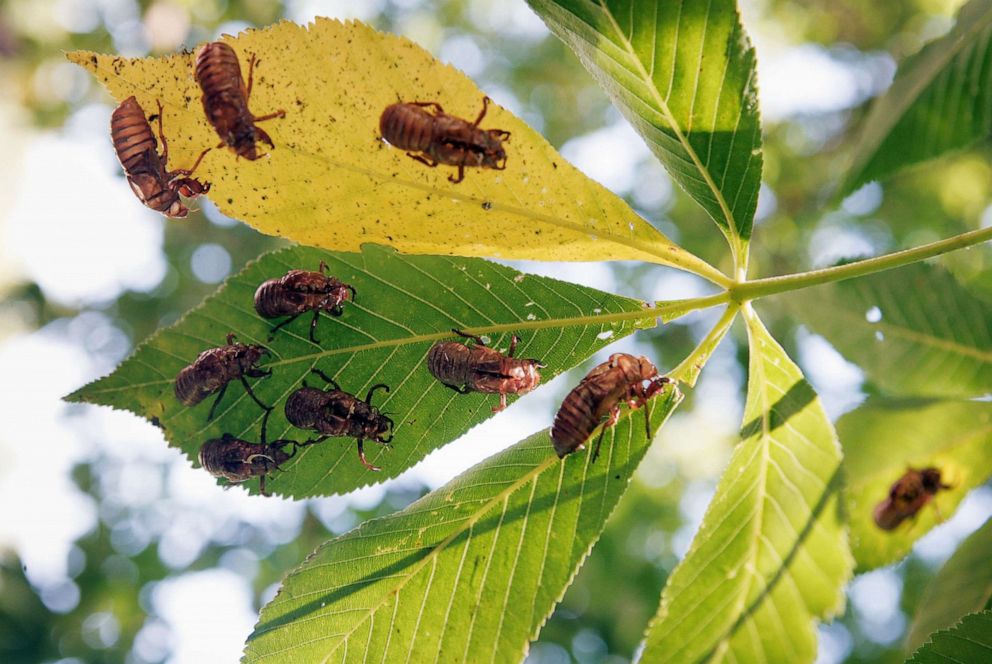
[67,244,660,499]
[906,610,992,664]
[907,517,992,651]
[243,386,681,662]
[844,0,992,193]
[527,0,763,264]
[642,308,851,664]
[841,398,992,572]
[784,262,992,398]
[66,19,727,284]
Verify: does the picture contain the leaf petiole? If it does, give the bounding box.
[730,225,992,302]
[668,304,741,386]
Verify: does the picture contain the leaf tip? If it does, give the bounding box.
[65,49,99,72]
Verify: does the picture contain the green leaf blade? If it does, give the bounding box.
[783,263,992,398]
[243,387,682,663]
[907,518,992,651]
[69,244,658,499]
[841,398,992,572]
[845,0,992,192]
[642,309,851,663]
[906,610,992,664]
[527,0,763,263]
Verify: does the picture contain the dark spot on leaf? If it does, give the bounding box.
[481,201,492,210]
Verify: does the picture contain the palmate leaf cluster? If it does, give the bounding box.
[66,0,992,662]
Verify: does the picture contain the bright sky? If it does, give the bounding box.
[0,2,981,663]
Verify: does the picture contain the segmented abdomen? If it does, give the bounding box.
[254,281,304,318]
[195,41,244,102]
[426,342,473,387]
[111,96,158,174]
[380,104,434,152]
[174,365,213,406]
[551,381,602,456]
[284,387,330,429]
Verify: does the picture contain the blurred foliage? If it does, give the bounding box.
[1,0,989,663]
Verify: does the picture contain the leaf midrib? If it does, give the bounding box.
[706,310,772,661]
[591,0,742,254]
[76,305,661,397]
[821,305,992,364]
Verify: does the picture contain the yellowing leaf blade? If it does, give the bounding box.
[68,19,727,284]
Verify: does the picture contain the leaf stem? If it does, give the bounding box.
[731,226,992,302]
[668,303,741,386]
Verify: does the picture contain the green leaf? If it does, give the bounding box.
[67,19,729,285]
[68,244,658,499]
[845,0,992,193]
[642,308,851,664]
[243,386,682,663]
[907,518,992,651]
[527,0,763,266]
[841,398,992,572]
[906,610,992,664]
[784,262,992,398]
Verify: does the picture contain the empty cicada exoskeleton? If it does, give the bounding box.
[195,41,286,160]
[427,329,543,412]
[379,96,509,183]
[551,353,670,461]
[873,466,951,531]
[174,333,272,420]
[198,412,326,496]
[254,261,357,344]
[111,96,210,218]
[284,369,393,471]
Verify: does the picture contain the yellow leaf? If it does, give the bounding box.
[68,19,727,284]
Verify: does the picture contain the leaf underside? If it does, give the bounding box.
[840,398,992,572]
[68,244,656,499]
[845,0,992,192]
[243,387,682,663]
[67,18,724,282]
[784,262,992,399]
[907,517,992,651]
[906,610,992,664]
[527,0,763,262]
[642,309,851,663]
